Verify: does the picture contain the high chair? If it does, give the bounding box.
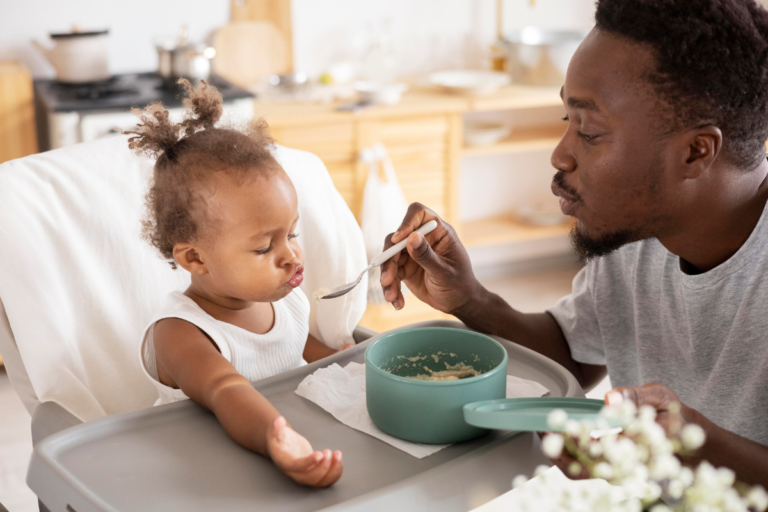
[0,135,373,510]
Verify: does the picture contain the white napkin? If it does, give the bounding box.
[295,362,550,459]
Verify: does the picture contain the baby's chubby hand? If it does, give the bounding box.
[266,416,343,487]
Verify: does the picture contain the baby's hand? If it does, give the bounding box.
[266,416,343,487]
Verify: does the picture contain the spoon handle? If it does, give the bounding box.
[370,220,438,268]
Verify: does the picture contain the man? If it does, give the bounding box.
[380,0,768,485]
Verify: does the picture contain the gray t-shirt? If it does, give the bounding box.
[548,203,768,446]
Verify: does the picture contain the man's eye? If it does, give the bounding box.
[255,246,272,255]
[578,131,596,142]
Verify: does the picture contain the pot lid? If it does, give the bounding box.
[51,29,109,39]
[463,397,624,432]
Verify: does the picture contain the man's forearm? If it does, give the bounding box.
[453,286,605,390]
[694,412,768,487]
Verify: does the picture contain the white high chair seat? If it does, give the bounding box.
[0,135,367,422]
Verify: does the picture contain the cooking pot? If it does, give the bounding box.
[501,27,587,86]
[33,29,110,83]
[156,28,216,83]
[365,327,508,444]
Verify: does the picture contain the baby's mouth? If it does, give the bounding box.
[287,266,304,288]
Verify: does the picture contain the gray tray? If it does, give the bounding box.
[28,320,583,512]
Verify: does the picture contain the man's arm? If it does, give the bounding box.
[380,202,606,391]
[613,383,768,487]
[455,285,607,391]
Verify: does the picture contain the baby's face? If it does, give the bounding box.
[195,169,304,303]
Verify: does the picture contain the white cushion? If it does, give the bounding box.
[0,135,366,421]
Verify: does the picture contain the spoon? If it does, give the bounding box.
[321,220,438,300]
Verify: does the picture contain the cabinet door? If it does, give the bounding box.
[270,122,357,210]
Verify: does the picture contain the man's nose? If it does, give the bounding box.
[550,132,576,173]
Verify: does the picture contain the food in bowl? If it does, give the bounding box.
[365,327,508,444]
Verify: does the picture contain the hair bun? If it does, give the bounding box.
[179,78,223,136]
[126,79,224,159]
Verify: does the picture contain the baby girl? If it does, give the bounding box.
[128,80,348,487]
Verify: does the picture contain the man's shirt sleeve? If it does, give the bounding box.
[546,264,606,365]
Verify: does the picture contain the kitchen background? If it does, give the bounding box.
[1,1,606,509]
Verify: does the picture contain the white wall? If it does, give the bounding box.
[291,0,595,78]
[0,0,230,78]
[1,0,594,79]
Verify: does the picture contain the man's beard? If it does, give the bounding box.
[552,170,642,260]
[570,223,640,261]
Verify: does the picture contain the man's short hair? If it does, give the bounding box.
[595,0,768,169]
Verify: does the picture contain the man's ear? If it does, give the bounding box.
[173,243,208,275]
[681,125,722,179]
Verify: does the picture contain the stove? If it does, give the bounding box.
[34,72,256,150]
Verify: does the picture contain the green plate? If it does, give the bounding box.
[463,397,621,432]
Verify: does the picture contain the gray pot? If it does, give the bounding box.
[502,27,587,86]
[156,37,216,83]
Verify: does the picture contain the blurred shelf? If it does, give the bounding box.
[463,214,573,247]
[462,124,565,156]
[359,296,454,333]
[461,84,563,112]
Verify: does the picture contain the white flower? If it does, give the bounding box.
[639,405,657,423]
[593,461,614,480]
[542,433,564,458]
[533,464,550,477]
[717,467,735,488]
[512,474,528,489]
[649,505,673,512]
[681,424,706,451]
[667,478,685,499]
[748,486,768,512]
[641,481,662,503]
[588,442,603,458]
[568,461,582,476]
[678,466,694,487]
[649,453,681,480]
[547,408,568,430]
[564,419,581,436]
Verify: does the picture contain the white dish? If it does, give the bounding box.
[354,81,409,105]
[429,70,511,96]
[464,121,511,147]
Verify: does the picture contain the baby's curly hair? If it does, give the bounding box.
[126,79,278,268]
[595,0,768,170]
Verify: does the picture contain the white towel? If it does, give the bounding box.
[0,136,367,421]
[295,362,550,458]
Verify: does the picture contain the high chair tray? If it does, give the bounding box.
[28,320,583,512]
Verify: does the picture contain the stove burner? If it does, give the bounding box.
[35,72,254,113]
[53,77,140,101]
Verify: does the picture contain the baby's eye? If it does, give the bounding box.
[562,115,569,121]
[255,245,272,255]
[288,232,300,240]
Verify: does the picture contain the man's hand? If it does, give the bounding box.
[606,382,701,437]
[266,416,343,487]
[380,202,481,313]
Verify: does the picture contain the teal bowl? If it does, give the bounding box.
[365,327,508,444]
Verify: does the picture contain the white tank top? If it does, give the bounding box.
[140,289,309,405]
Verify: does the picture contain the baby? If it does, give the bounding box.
[128,80,348,487]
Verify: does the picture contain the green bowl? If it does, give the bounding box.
[365,327,508,444]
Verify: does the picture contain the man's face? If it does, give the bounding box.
[551,28,677,259]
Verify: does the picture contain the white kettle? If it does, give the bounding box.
[33,28,110,83]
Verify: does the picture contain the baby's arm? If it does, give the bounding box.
[303,333,355,363]
[153,318,343,486]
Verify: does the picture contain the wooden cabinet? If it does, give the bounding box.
[0,61,38,164]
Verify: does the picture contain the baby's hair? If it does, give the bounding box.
[126,79,278,269]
